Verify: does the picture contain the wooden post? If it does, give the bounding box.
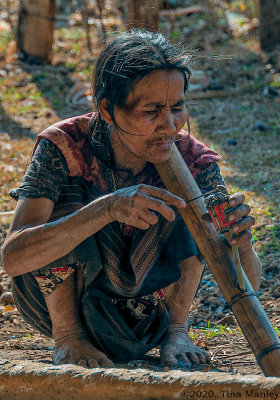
[154,143,280,377]
[259,0,280,49]
[17,0,56,63]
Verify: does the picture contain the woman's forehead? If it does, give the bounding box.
[125,69,185,108]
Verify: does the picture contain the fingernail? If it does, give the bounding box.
[229,215,235,221]
[233,226,238,233]
[231,240,237,245]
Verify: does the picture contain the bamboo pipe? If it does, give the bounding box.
[154,143,280,377]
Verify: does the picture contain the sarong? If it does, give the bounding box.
[12,177,198,361]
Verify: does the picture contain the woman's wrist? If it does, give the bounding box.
[103,193,115,224]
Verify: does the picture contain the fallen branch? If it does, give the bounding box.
[217,351,252,360]
[159,5,203,18]
[0,211,15,216]
[186,83,264,100]
[186,88,239,100]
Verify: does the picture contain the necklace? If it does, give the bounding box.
[106,145,128,235]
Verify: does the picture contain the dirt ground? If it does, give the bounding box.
[0,0,279,377]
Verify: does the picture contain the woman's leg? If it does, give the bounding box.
[44,268,114,367]
[161,255,210,368]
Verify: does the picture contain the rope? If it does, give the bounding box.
[229,292,257,308]
[256,343,280,364]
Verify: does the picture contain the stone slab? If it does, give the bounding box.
[1,360,280,400]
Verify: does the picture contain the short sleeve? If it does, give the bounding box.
[195,162,227,194]
[9,138,69,203]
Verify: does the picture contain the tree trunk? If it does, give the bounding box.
[126,0,161,32]
[259,0,280,49]
[17,0,56,63]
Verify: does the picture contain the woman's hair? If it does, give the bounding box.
[92,29,192,122]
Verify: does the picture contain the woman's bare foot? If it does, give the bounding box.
[160,326,210,369]
[44,270,114,368]
[53,333,114,368]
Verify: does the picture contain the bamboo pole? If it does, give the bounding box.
[154,143,280,377]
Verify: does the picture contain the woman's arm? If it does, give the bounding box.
[1,194,114,277]
[2,184,186,277]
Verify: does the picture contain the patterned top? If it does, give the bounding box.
[9,114,226,326]
[9,114,225,301]
[10,138,225,203]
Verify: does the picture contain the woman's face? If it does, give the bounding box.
[109,69,188,165]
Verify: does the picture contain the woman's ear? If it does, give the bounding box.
[99,99,112,124]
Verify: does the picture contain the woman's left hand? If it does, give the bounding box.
[224,193,255,248]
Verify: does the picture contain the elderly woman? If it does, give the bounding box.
[2,29,261,369]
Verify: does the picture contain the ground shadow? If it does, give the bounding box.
[0,105,37,139]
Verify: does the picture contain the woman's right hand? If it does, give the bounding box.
[107,184,186,230]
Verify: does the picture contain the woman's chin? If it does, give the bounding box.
[148,150,171,164]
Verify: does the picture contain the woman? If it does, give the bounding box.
[2,29,261,369]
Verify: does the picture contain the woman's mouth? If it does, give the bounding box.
[150,140,173,151]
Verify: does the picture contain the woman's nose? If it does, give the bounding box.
[156,111,177,134]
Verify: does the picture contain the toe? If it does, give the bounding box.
[98,355,115,368]
[161,354,178,369]
[78,359,88,368]
[88,359,100,368]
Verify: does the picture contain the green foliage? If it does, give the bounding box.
[65,61,76,70]
[189,324,243,342]
[270,80,280,89]
[59,27,86,41]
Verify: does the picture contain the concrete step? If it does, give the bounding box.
[1,360,280,400]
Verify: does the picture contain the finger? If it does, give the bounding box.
[137,209,159,225]
[195,351,208,364]
[98,355,115,368]
[186,352,199,364]
[138,195,176,222]
[201,212,212,223]
[228,193,245,207]
[203,350,211,362]
[179,354,192,368]
[230,230,252,246]
[227,204,251,222]
[161,353,179,368]
[142,186,186,209]
[231,216,255,234]
[131,217,151,230]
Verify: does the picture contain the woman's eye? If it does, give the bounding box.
[172,108,183,113]
[145,110,158,115]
